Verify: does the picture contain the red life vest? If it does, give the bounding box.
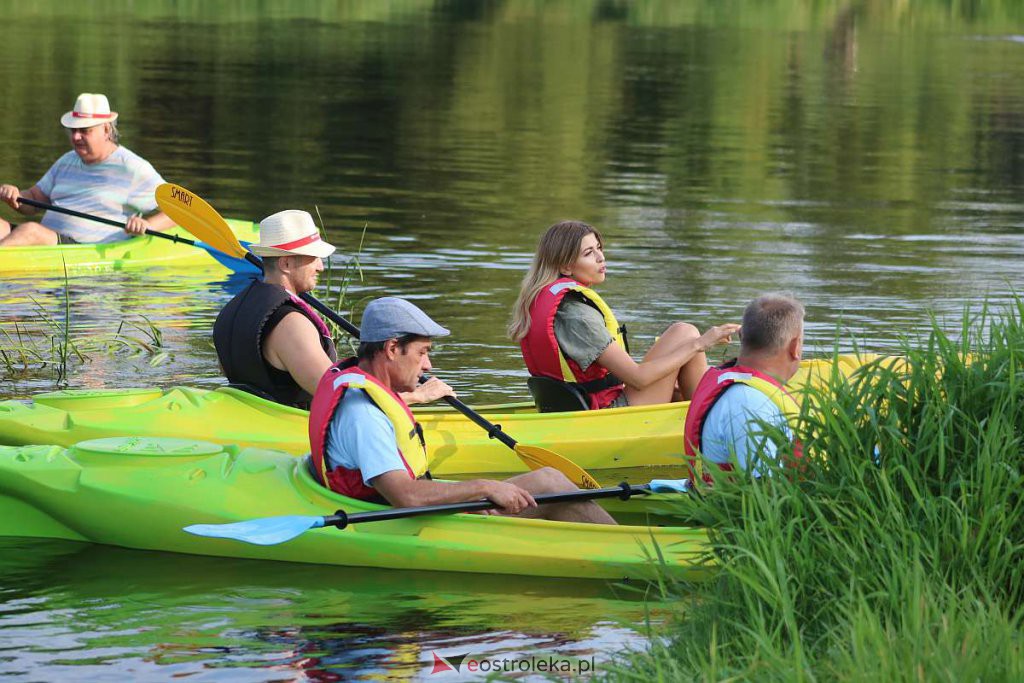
[683,362,803,483]
[308,358,429,500]
[521,277,627,410]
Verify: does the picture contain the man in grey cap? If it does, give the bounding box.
[307,297,615,524]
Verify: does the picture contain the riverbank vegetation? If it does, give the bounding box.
[608,302,1024,679]
[0,281,169,390]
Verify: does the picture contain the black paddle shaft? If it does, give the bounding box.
[441,394,518,449]
[16,196,355,328]
[322,481,650,529]
[296,298,516,449]
[301,292,360,337]
[15,196,196,245]
[237,247,361,338]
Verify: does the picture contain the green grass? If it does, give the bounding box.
[604,302,1024,681]
[0,307,171,385]
[315,208,368,355]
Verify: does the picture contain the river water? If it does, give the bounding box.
[0,1,1022,679]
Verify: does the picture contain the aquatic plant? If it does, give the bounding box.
[0,262,170,388]
[0,285,87,387]
[605,301,1024,680]
[315,208,369,353]
[0,307,170,383]
[85,315,170,367]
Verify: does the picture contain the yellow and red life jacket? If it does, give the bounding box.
[308,358,428,500]
[683,361,803,483]
[520,277,627,409]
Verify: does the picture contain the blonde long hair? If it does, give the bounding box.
[508,220,604,341]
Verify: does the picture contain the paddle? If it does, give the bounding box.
[421,374,602,488]
[14,196,259,274]
[154,182,603,489]
[183,478,693,545]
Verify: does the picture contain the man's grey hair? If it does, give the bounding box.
[740,293,805,354]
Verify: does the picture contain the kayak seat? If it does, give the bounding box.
[526,377,589,413]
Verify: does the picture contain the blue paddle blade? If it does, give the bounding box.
[184,515,325,545]
[647,479,692,494]
[197,239,261,275]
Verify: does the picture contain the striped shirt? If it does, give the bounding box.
[35,147,165,243]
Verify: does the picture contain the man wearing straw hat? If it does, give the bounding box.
[0,93,173,246]
[214,210,454,410]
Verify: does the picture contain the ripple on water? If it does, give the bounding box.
[0,539,662,680]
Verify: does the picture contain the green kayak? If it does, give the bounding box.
[0,437,712,581]
[0,354,887,477]
[0,219,259,275]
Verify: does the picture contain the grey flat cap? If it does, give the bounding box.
[360,297,450,342]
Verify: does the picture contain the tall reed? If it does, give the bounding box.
[315,208,368,354]
[606,301,1024,680]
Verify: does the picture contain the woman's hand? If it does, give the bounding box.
[698,323,741,351]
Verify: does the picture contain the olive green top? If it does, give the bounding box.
[553,292,613,371]
[553,292,628,408]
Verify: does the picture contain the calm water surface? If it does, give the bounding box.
[1,0,1023,679]
[0,538,657,680]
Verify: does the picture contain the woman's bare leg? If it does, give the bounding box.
[677,339,709,400]
[624,322,704,405]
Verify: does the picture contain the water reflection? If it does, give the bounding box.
[0,538,657,680]
[0,3,1023,677]
[1,1,1022,404]
[0,269,253,399]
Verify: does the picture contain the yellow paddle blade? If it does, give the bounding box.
[514,444,602,490]
[155,183,251,259]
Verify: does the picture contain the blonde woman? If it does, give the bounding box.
[509,220,739,409]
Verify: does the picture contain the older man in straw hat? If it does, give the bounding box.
[0,93,173,246]
[307,296,615,523]
[214,210,454,410]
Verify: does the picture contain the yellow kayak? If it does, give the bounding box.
[0,437,712,581]
[0,219,259,275]
[0,355,886,476]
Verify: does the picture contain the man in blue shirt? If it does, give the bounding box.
[684,294,805,477]
[309,297,615,524]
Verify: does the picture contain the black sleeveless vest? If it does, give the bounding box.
[213,280,337,408]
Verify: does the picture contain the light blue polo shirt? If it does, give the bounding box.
[700,383,791,476]
[36,146,164,243]
[325,388,408,487]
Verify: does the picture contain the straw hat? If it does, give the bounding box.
[60,93,118,129]
[250,210,336,259]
